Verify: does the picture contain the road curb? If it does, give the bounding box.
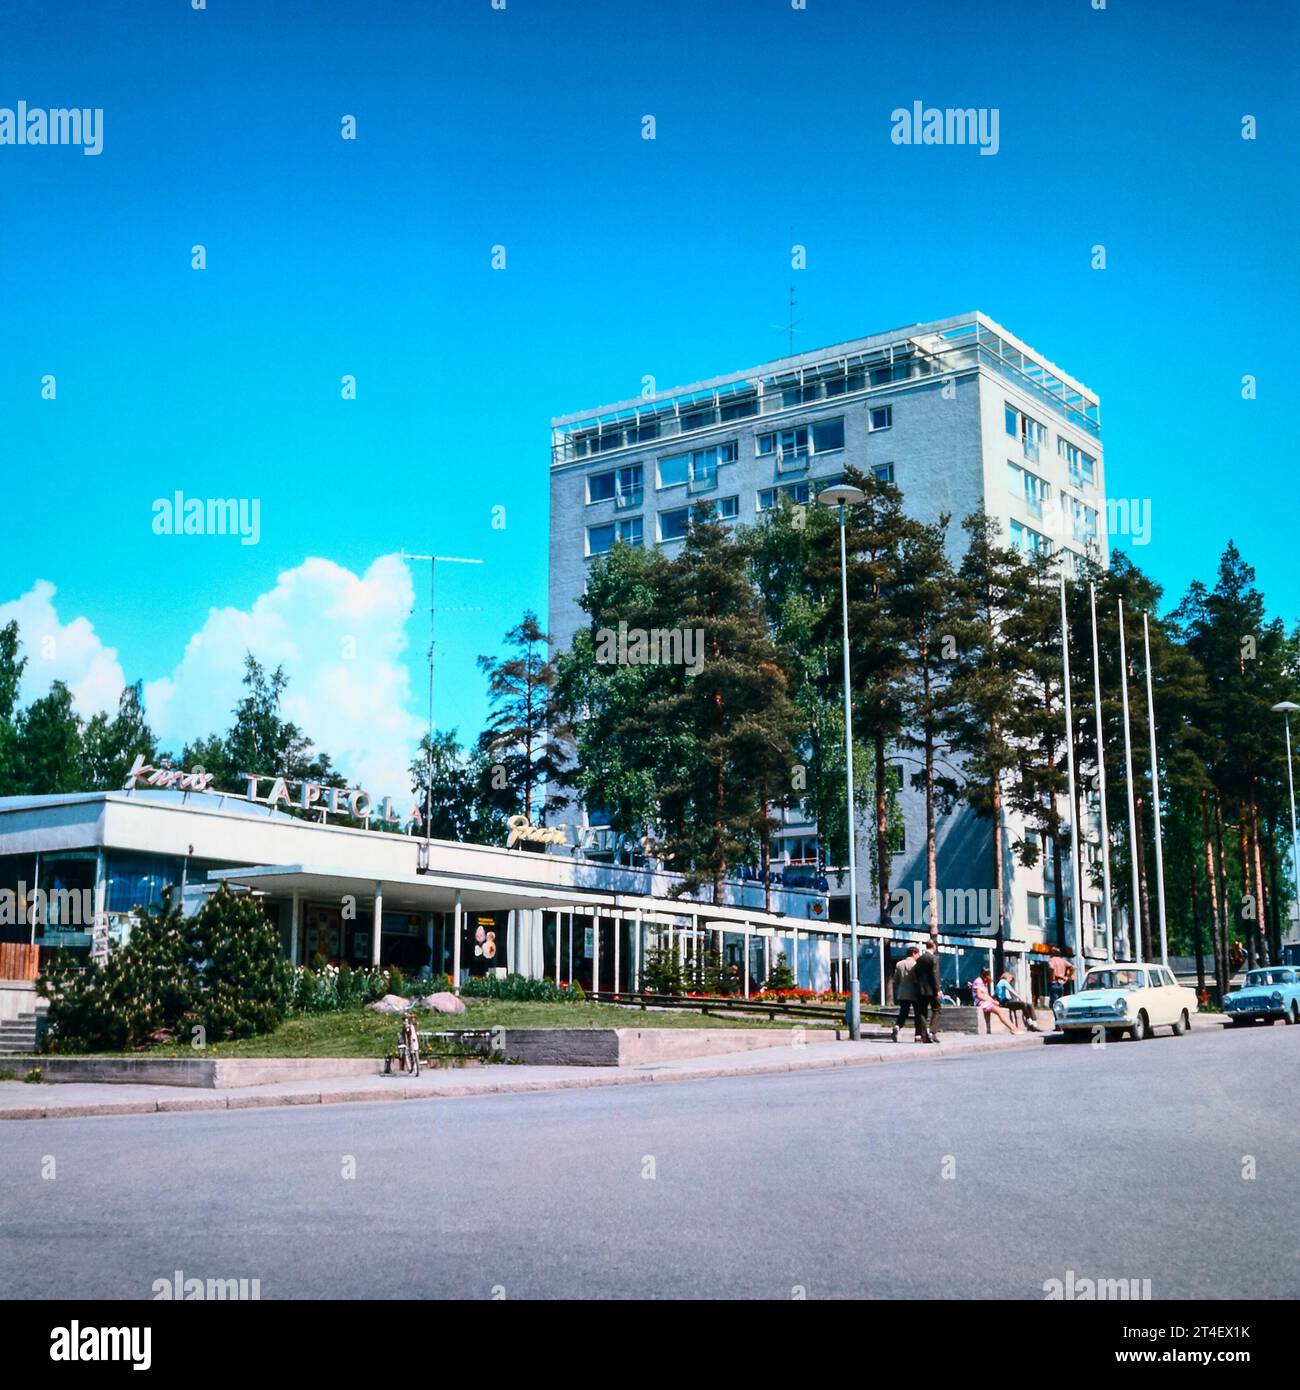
[0,1032,1044,1120]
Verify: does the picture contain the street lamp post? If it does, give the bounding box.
[1272,701,1300,949]
[817,484,866,1040]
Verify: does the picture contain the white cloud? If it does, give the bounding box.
[143,554,424,796]
[0,580,126,717]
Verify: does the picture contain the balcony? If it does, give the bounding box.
[615,488,643,510]
[687,470,717,494]
[1022,437,1041,464]
[776,450,809,475]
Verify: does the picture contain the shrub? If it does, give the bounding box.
[642,944,685,996]
[460,973,584,1003]
[764,951,797,993]
[39,884,293,1052]
[387,963,407,997]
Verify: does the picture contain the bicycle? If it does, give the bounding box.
[396,1011,421,1077]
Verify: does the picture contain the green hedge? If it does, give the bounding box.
[460,973,585,1003]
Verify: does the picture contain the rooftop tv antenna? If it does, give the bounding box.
[771,283,802,355]
[400,551,483,855]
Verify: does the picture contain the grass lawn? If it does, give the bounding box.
[133,999,838,1058]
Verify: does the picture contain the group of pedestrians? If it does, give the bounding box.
[891,946,1041,1040]
[890,944,943,1043]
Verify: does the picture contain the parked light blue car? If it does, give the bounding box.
[1222,968,1300,1026]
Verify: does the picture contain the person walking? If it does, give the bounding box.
[891,946,921,1043]
[912,941,942,1043]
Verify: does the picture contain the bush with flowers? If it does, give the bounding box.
[39,884,294,1052]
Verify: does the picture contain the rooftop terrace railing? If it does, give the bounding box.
[553,321,1100,466]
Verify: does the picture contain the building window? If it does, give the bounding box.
[680,408,715,432]
[587,517,642,555]
[659,497,739,542]
[869,405,892,432]
[812,418,845,453]
[1009,519,1051,557]
[1058,437,1096,487]
[782,383,820,408]
[1069,495,1098,541]
[873,463,895,484]
[1007,460,1050,518]
[719,392,758,421]
[823,368,866,397]
[757,480,816,511]
[658,508,690,543]
[657,443,735,490]
[587,464,643,507]
[1005,403,1047,462]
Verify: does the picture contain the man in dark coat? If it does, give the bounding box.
[912,942,942,1043]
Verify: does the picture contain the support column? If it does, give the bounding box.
[371,881,383,969]
[554,911,562,986]
[425,912,434,975]
[290,890,301,967]
[613,910,621,995]
[743,923,750,999]
[792,924,800,989]
[592,908,601,995]
[453,891,463,993]
[633,909,643,992]
[878,936,886,1006]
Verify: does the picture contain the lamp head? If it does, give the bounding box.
[1273,702,1300,714]
[816,484,866,509]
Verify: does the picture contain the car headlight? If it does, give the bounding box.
[1114,996,1128,1015]
[1272,991,1283,1004]
[1052,999,1065,1016]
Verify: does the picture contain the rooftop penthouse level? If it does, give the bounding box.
[550,312,1101,468]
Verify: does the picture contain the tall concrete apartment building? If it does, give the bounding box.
[548,312,1110,981]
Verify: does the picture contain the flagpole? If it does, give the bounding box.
[1117,599,1143,963]
[1142,612,1170,966]
[1060,572,1086,989]
[1090,583,1114,964]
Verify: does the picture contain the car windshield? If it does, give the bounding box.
[1083,969,1145,991]
[1246,969,1295,987]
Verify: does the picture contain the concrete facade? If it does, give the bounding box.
[548,312,1110,970]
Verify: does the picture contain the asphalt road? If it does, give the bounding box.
[2,1021,1296,1300]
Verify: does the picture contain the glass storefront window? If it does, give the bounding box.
[106,853,182,914]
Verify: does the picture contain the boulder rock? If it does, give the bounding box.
[369,994,412,1014]
[419,991,466,1014]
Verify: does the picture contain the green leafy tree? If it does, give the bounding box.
[409,729,509,843]
[12,681,85,795]
[0,619,25,791]
[83,682,159,790]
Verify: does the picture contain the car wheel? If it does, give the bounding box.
[1129,1011,1149,1041]
[1287,1002,1299,1026]
[1171,1010,1188,1036]
[1230,1017,1252,1027]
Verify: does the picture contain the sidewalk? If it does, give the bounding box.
[0,1028,1044,1120]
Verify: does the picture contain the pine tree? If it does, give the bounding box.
[944,513,1032,975]
[477,611,570,826]
[649,512,801,902]
[83,682,159,790]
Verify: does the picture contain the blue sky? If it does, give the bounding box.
[1,0,1295,793]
